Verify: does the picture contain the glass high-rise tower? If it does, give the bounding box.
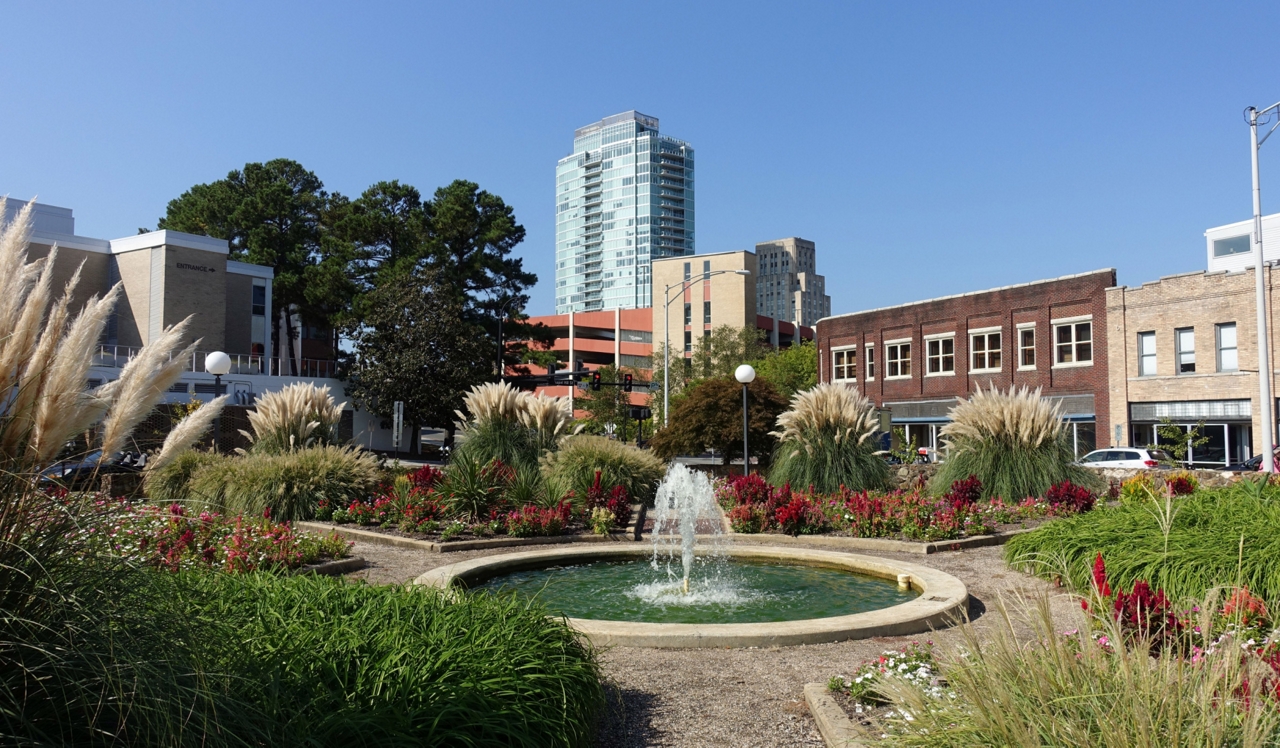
[555,111,694,313]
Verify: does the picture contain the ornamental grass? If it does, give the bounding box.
[239,381,344,454]
[1006,484,1280,604]
[541,434,666,506]
[454,381,579,468]
[931,385,1102,500]
[769,383,891,493]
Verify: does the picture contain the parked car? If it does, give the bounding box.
[41,450,144,486]
[1223,449,1280,472]
[1076,448,1173,469]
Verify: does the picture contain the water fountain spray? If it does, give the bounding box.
[650,463,725,594]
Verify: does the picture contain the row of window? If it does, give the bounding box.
[1136,323,1237,376]
[831,320,1093,382]
[683,301,712,325]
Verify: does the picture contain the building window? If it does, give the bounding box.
[683,303,691,325]
[1018,326,1035,369]
[1054,320,1093,365]
[886,341,911,379]
[865,344,875,380]
[970,331,1002,372]
[251,280,267,356]
[703,301,711,324]
[926,337,955,375]
[1213,234,1251,258]
[832,347,857,381]
[1176,327,1195,374]
[1216,323,1238,372]
[683,262,690,281]
[702,260,711,279]
[683,330,691,353]
[1138,331,1157,376]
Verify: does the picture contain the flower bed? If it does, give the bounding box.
[86,498,352,572]
[718,474,1094,542]
[317,463,634,542]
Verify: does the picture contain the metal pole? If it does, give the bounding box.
[1252,107,1275,472]
[663,290,670,427]
[742,383,749,477]
[497,314,504,379]
[213,374,223,452]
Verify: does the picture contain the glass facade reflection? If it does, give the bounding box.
[555,111,694,313]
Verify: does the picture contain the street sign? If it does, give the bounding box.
[392,400,404,450]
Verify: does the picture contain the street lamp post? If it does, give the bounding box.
[1247,101,1280,472]
[205,351,232,452]
[661,268,751,426]
[735,364,755,476]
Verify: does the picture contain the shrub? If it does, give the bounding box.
[649,377,788,466]
[943,475,983,509]
[143,448,224,504]
[931,385,1103,500]
[507,502,572,537]
[1006,486,1280,602]
[240,381,345,454]
[1119,472,1156,505]
[453,382,576,468]
[716,472,773,508]
[542,434,666,506]
[768,383,890,493]
[188,445,380,521]
[728,504,767,533]
[439,455,511,521]
[1044,480,1097,513]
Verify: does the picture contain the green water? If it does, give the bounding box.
[469,558,919,624]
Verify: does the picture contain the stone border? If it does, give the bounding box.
[296,521,637,553]
[803,683,870,747]
[297,557,367,575]
[722,527,1033,555]
[415,545,968,648]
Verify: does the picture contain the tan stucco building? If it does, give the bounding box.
[1106,268,1277,466]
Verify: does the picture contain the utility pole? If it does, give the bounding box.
[1248,101,1280,471]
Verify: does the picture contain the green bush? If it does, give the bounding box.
[453,416,542,470]
[187,445,380,521]
[930,385,1103,500]
[174,572,604,747]
[542,435,666,506]
[1005,486,1280,603]
[768,383,890,493]
[142,449,224,504]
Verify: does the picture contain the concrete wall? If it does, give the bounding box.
[23,242,112,324]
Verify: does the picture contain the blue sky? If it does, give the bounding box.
[4,1,1279,316]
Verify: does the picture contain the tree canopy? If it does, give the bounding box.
[648,377,788,466]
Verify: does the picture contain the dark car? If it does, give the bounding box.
[1224,452,1271,473]
[42,450,144,486]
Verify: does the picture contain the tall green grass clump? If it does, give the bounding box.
[768,383,889,493]
[880,595,1280,747]
[931,385,1101,500]
[239,381,344,453]
[187,444,379,521]
[1006,485,1280,603]
[143,448,225,504]
[171,572,604,747]
[453,381,577,469]
[542,434,666,505]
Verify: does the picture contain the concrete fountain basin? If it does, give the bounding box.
[414,544,969,648]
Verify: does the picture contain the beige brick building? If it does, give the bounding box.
[1106,268,1276,466]
[754,237,831,327]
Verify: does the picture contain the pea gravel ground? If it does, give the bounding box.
[345,540,1080,748]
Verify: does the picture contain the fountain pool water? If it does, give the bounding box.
[468,464,919,625]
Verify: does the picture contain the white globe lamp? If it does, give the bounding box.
[206,351,232,376]
[735,364,756,475]
[735,364,756,384]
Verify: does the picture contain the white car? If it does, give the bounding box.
[1077,448,1172,469]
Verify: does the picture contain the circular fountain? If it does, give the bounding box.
[416,465,968,648]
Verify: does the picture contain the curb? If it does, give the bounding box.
[803,683,870,747]
[297,557,367,575]
[295,521,641,554]
[636,527,1032,555]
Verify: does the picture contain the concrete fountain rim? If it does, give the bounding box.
[412,544,969,648]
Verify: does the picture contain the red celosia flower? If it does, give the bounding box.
[1092,553,1111,597]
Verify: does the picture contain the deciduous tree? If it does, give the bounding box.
[648,377,787,466]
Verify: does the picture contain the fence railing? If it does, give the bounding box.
[94,345,336,378]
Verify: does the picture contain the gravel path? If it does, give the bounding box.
[344,540,1080,748]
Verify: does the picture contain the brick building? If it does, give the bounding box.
[1105,267,1278,467]
[815,269,1116,458]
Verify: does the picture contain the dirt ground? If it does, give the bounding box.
[345,539,1080,748]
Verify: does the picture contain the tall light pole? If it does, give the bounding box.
[205,351,232,452]
[735,364,755,476]
[1248,101,1280,471]
[661,268,751,426]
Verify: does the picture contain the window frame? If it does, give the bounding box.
[969,327,1003,373]
[865,343,876,381]
[831,345,858,382]
[1175,327,1196,375]
[1137,330,1157,377]
[885,338,912,380]
[1051,316,1094,368]
[683,302,691,326]
[1016,323,1036,370]
[703,300,711,325]
[924,333,956,376]
[1216,322,1238,373]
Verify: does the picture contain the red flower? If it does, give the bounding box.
[1092,553,1111,597]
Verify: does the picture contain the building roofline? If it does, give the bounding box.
[109,230,230,255]
[28,231,112,253]
[652,249,751,263]
[226,260,274,279]
[815,268,1116,325]
[755,237,813,247]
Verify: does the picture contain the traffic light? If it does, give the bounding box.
[590,371,602,391]
[623,373,633,392]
